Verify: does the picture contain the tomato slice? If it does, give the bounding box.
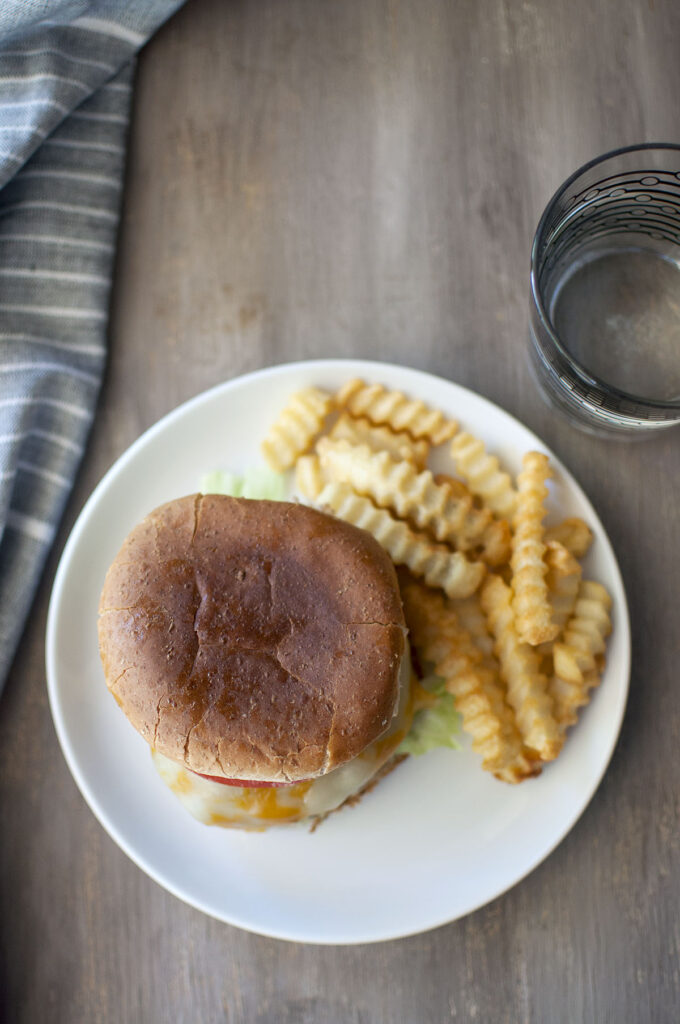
[192,770,297,788]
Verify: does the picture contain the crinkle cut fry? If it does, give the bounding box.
[550,580,612,731]
[545,540,582,627]
[317,438,492,552]
[544,517,594,560]
[328,413,429,468]
[554,580,612,678]
[511,451,559,646]
[335,378,457,445]
[451,592,496,663]
[316,481,485,599]
[476,516,512,568]
[481,574,562,762]
[536,540,583,655]
[294,453,326,500]
[432,473,512,567]
[550,664,603,732]
[261,387,332,471]
[400,580,537,782]
[450,431,518,519]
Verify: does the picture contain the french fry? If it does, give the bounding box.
[316,438,492,553]
[294,453,326,500]
[511,451,559,646]
[543,540,582,638]
[328,413,429,468]
[401,580,538,783]
[451,593,496,663]
[549,580,611,730]
[544,517,594,560]
[261,387,332,472]
[335,378,457,445]
[316,481,485,598]
[433,473,512,567]
[550,657,605,732]
[477,517,512,568]
[480,574,562,761]
[450,432,518,519]
[552,581,612,683]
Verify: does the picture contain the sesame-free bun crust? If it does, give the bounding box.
[98,496,406,782]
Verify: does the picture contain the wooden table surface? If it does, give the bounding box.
[2,0,679,1020]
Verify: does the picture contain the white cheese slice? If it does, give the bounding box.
[152,651,413,829]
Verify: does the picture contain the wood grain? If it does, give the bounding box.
[1,0,679,1021]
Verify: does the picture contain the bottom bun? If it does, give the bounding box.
[152,651,414,830]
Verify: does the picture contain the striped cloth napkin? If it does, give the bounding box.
[0,1,185,691]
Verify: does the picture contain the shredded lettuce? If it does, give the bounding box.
[199,467,287,501]
[398,675,462,756]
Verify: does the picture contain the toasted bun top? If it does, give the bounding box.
[98,495,406,782]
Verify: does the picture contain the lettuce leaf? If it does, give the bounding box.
[199,467,287,501]
[398,675,462,757]
[199,469,243,497]
[239,467,287,501]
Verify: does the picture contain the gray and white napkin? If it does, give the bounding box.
[0,0,185,691]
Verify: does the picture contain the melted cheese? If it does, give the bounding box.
[152,652,413,829]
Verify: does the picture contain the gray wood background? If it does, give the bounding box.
[1,0,679,1021]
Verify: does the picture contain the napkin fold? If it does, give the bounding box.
[0,1,185,692]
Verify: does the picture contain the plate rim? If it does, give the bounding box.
[45,358,631,944]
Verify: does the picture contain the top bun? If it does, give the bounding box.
[98,495,406,782]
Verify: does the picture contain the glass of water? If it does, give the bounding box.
[529,143,680,437]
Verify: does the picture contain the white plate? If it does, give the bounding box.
[46,359,630,945]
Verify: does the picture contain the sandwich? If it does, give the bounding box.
[98,493,413,829]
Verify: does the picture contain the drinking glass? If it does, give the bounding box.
[529,144,680,437]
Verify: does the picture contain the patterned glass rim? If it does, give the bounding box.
[530,142,680,414]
